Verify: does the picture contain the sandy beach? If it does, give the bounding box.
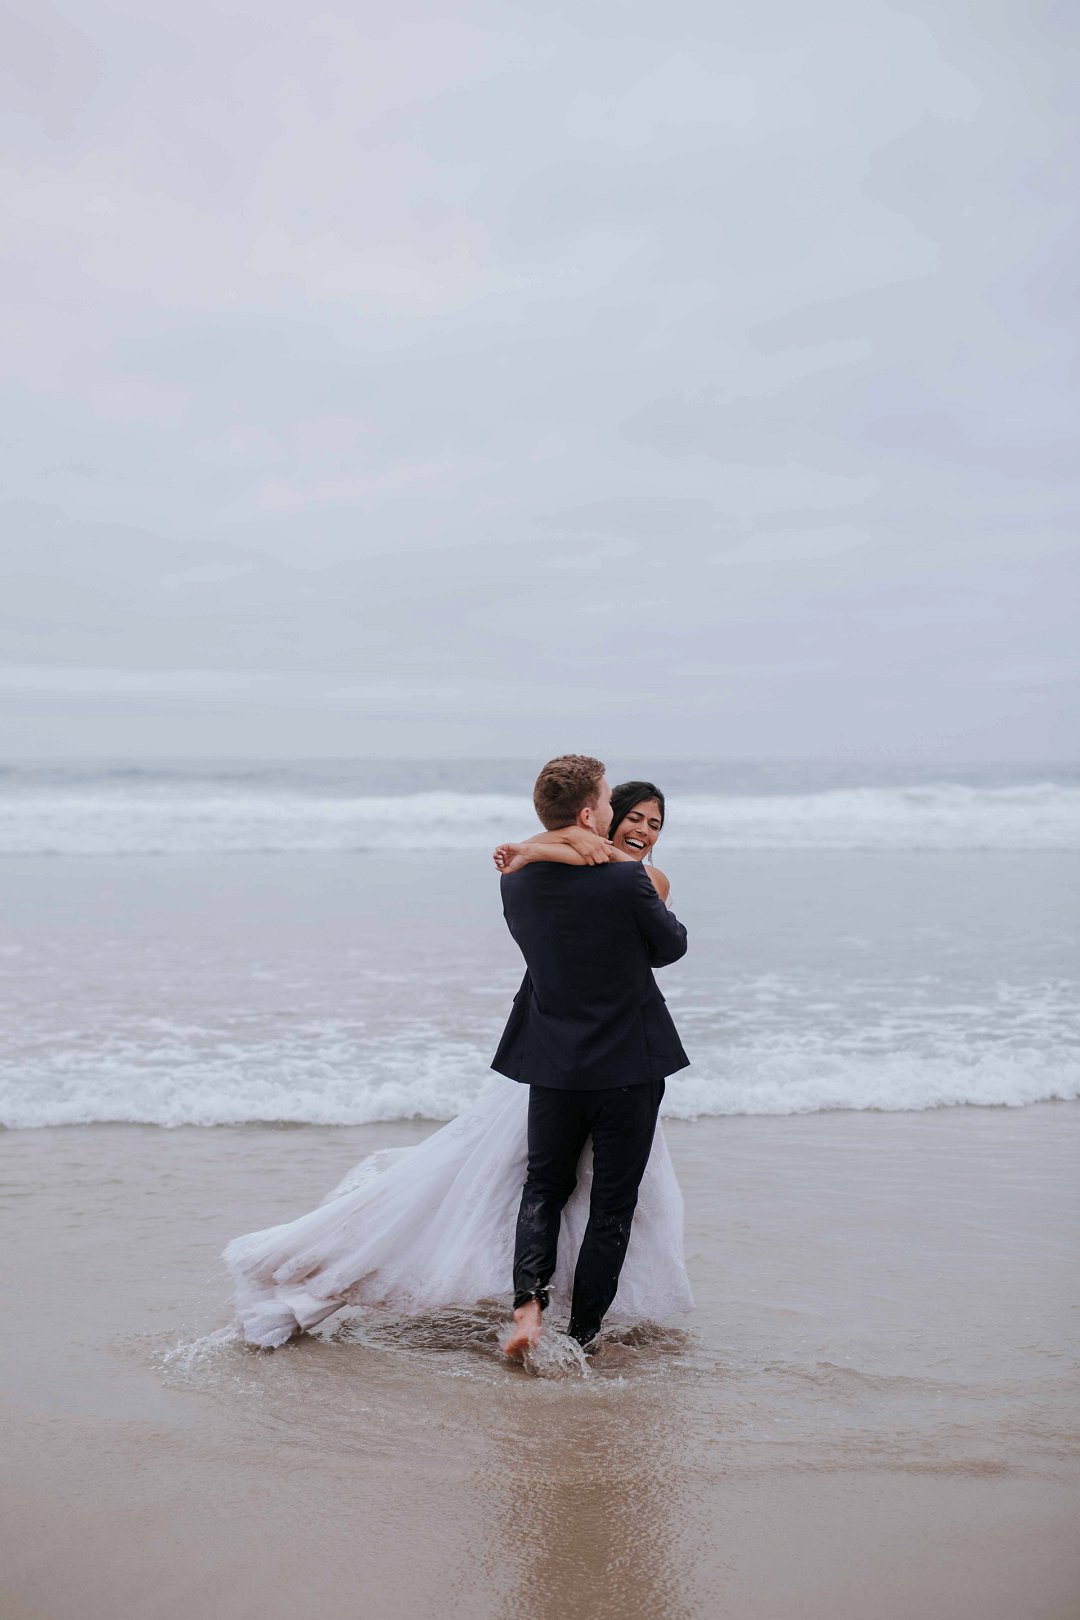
[2,1102,1078,1620]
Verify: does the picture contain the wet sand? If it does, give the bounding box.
[2,1104,1078,1620]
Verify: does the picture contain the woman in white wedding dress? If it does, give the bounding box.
[224,781,693,1349]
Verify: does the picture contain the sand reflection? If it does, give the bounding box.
[482,1360,693,1620]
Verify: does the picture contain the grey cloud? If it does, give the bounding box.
[537,496,739,570]
[0,0,1076,759]
[539,497,735,537]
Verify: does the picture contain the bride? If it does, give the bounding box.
[224,780,693,1349]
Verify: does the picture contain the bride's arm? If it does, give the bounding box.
[493,826,631,875]
[646,865,671,903]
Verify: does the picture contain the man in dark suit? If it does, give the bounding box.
[492,754,689,1357]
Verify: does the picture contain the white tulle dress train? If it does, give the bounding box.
[224,1079,694,1348]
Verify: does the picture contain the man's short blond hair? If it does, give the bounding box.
[533,754,606,830]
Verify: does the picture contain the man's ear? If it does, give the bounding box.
[576,805,595,832]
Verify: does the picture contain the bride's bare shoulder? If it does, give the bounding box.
[646,865,670,902]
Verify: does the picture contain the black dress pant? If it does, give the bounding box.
[512,1078,665,1347]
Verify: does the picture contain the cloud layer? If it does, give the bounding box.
[1,0,1076,757]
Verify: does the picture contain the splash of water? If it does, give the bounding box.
[493,1322,591,1379]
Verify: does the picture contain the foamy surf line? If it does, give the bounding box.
[1,783,1079,853]
[3,1044,1078,1127]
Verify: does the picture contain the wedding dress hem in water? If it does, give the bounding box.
[224,1080,694,1349]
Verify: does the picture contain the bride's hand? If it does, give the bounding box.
[493,828,614,873]
[554,827,614,865]
[493,842,532,873]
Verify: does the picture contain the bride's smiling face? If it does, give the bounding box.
[612,798,663,860]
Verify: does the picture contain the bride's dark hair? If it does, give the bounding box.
[609,781,666,851]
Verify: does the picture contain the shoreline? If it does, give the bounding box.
[2,1104,1078,1618]
[5,1086,1080,1130]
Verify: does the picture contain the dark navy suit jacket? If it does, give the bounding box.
[490,860,689,1090]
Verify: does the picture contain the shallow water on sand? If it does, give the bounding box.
[3,1108,1079,1619]
[157,1301,1077,1493]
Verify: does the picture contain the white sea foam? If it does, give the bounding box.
[2,766,1075,1131]
[1,782,1079,854]
[2,1036,1076,1128]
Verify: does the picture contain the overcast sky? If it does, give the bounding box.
[1,0,1077,760]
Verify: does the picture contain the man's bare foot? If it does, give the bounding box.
[502,1299,542,1360]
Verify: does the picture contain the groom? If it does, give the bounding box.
[491,754,689,1357]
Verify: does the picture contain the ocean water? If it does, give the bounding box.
[0,759,1077,1128]
[1,757,1078,854]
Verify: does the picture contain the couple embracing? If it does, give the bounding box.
[226,754,693,1358]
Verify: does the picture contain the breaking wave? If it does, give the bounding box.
[1,782,1078,854]
[2,1033,1076,1128]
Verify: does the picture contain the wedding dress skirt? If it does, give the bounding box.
[224,1079,694,1349]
